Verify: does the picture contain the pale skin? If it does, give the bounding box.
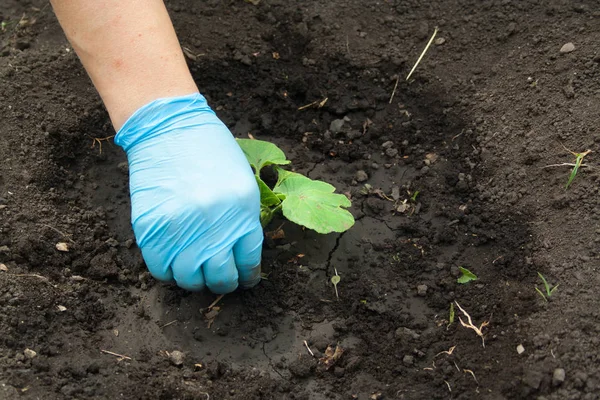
[50,0,198,131]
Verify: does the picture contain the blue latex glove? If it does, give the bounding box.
[114,93,263,293]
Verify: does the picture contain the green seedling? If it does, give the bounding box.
[448,302,455,329]
[535,272,558,302]
[237,138,355,234]
[410,190,420,202]
[457,267,478,284]
[564,147,591,189]
[331,268,341,300]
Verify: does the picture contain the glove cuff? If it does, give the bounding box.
[114,92,214,152]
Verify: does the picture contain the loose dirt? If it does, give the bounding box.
[1,1,599,399]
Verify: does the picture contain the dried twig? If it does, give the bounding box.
[208,294,225,311]
[454,301,489,347]
[101,349,132,361]
[303,340,315,357]
[298,97,328,111]
[13,273,56,288]
[542,163,591,169]
[390,27,438,104]
[38,223,75,244]
[160,320,178,329]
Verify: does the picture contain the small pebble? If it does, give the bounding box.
[560,42,575,53]
[330,119,346,134]
[402,355,414,365]
[355,170,369,183]
[417,285,428,296]
[385,148,399,157]
[168,350,185,366]
[434,37,446,45]
[24,349,37,359]
[517,344,525,354]
[553,368,566,386]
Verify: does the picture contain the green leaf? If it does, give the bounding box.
[256,176,280,207]
[236,139,290,174]
[273,170,355,234]
[457,267,478,284]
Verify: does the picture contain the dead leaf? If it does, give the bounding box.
[319,345,344,370]
[396,200,410,213]
[55,242,69,252]
[425,153,438,165]
[287,253,305,264]
[266,226,285,240]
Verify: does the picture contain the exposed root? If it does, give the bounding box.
[455,301,489,347]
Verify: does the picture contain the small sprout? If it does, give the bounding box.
[360,299,368,305]
[331,268,341,300]
[456,267,478,284]
[560,144,591,189]
[237,139,354,233]
[410,190,420,202]
[448,302,455,328]
[535,272,558,302]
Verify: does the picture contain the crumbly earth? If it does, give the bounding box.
[1,1,599,399]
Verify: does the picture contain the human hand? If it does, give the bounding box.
[115,93,263,293]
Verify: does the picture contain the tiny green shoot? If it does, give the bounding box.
[457,267,478,284]
[237,138,355,234]
[565,148,591,189]
[535,272,558,302]
[448,302,455,329]
[410,190,420,202]
[331,268,341,300]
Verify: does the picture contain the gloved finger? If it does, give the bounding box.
[141,246,174,282]
[233,225,263,289]
[171,244,206,292]
[203,248,239,294]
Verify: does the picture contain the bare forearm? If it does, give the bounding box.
[50,0,198,130]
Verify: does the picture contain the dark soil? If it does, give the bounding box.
[1,1,600,399]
